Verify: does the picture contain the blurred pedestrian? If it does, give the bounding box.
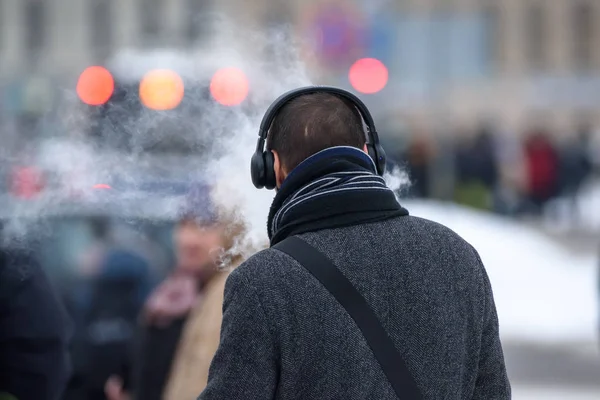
[67,249,152,400]
[523,130,560,214]
[0,242,72,400]
[199,88,510,399]
[78,216,112,277]
[404,131,435,198]
[454,125,499,210]
[491,126,526,216]
[557,126,593,222]
[105,205,245,400]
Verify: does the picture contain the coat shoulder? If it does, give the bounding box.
[228,247,292,287]
[396,215,479,253]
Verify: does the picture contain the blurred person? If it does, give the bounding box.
[523,130,560,214]
[404,131,435,198]
[105,206,246,400]
[199,88,510,399]
[490,126,527,216]
[66,249,152,400]
[0,239,72,400]
[79,217,166,278]
[556,126,593,222]
[78,217,113,277]
[473,125,500,190]
[454,125,499,211]
[588,126,600,174]
[75,217,167,290]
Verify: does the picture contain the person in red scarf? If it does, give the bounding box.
[105,183,246,400]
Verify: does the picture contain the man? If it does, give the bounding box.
[0,244,72,400]
[200,89,510,399]
[106,191,246,400]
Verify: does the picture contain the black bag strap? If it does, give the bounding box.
[273,236,423,400]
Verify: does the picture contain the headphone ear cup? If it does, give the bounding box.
[367,143,379,171]
[250,152,266,189]
[367,143,387,176]
[375,144,387,176]
[263,151,277,190]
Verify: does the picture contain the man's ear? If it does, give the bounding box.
[272,150,286,189]
[363,143,369,153]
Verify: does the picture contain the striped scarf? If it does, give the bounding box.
[268,147,408,245]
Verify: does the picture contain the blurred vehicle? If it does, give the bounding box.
[82,50,243,157]
[0,171,195,289]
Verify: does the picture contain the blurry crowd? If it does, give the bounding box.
[49,188,247,400]
[400,123,599,222]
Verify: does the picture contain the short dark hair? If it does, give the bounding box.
[267,92,366,172]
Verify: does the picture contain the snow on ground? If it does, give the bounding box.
[403,200,598,344]
[575,180,600,232]
[542,180,600,234]
[512,385,600,400]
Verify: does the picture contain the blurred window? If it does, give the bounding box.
[264,3,290,29]
[139,0,162,44]
[263,4,291,59]
[90,0,113,61]
[482,4,502,74]
[397,12,491,86]
[24,0,45,63]
[525,4,547,72]
[572,2,594,73]
[450,13,491,79]
[430,11,451,83]
[185,0,211,45]
[395,15,435,87]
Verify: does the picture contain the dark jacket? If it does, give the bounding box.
[133,317,187,400]
[0,249,72,400]
[67,249,151,400]
[200,216,510,399]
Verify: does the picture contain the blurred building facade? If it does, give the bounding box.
[0,0,598,134]
[0,0,216,77]
[285,0,600,134]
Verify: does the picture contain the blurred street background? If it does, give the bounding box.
[0,0,599,399]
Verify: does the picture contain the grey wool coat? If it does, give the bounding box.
[198,215,511,399]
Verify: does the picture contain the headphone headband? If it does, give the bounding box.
[259,86,377,140]
[251,85,386,189]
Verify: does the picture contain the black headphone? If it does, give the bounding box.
[250,86,386,190]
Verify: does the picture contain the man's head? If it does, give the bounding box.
[173,217,225,277]
[267,92,368,188]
